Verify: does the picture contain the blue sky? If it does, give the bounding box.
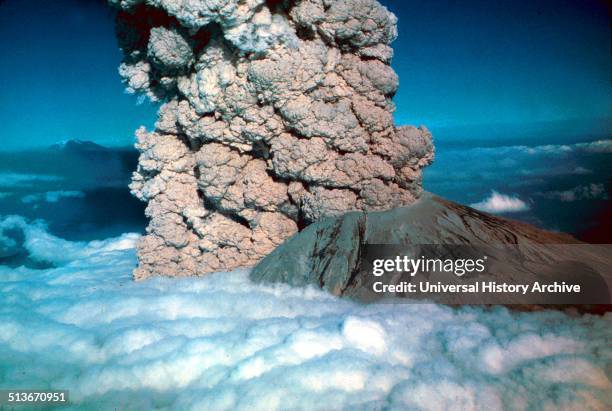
[384,0,610,127]
[0,0,158,150]
[0,0,609,149]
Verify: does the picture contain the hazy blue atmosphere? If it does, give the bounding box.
[385,0,611,133]
[0,0,609,149]
[0,0,158,150]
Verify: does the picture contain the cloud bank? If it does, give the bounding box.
[0,215,138,264]
[425,139,611,193]
[537,183,608,202]
[21,190,86,204]
[0,216,610,410]
[470,191,529,214]
[0,173,62,188]
[519,139,612,155]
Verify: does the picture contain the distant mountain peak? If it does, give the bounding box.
[49,139,108,152]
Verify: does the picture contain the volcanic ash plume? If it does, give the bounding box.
[110,0,434,279]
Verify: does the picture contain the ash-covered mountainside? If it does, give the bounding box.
[251,192,611,310]
[110,0,434,279]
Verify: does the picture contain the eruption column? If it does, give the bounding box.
[110,0,434,279]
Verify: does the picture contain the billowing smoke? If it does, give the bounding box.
[109,0,434,279]
[0,216,610,410]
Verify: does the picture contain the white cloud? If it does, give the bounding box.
[424,139,607,194]
[537,183,608,202]
[0,172,62,188]
[0,216,610,410]
[576,139,612,154]
[470,191,530,213]
[571,166,592,175]
[21,190,85,204]
[0,215,138,265]
[516,139,612,156]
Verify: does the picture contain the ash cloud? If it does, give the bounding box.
[0,216,610,410]
[110,0,434,279]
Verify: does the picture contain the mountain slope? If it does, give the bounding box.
[251,192,610,310]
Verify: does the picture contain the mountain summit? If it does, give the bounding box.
[49,139,109,153]
[251,192,611,311]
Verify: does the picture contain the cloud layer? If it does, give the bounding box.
[0,216,610,410]
[425,139,612,194]
[537,183,608,203]
[0,173,62,188]
[21,190,86,204]
[424,138,610,238]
